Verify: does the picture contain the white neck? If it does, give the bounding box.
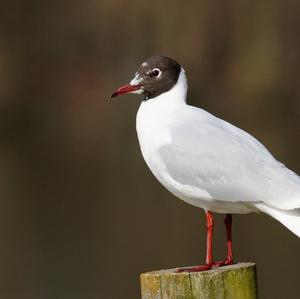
[146,68,188,106]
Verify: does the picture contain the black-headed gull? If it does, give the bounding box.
[111,55,300,272]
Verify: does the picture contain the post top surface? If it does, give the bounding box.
[141,262,256,277]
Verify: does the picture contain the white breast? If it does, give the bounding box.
[135,70,240,213]
[136,101,255,213]
[136,68,188,161]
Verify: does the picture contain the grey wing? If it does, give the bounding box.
[159,120,300,210]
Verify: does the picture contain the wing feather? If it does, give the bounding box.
[158,109,300,210]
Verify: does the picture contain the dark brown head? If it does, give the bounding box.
[111,55,181,99]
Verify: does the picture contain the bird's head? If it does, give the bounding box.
[111,55,182,100]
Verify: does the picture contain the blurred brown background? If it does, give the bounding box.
[0,1,299,298]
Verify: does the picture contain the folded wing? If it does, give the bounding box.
[159,109,300,210]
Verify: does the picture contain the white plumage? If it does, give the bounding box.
[136,68,300,237]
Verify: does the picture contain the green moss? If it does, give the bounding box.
[141,263,258,299]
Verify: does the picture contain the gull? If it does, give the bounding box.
[111,55,300,272]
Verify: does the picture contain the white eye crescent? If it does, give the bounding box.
[150,68,162,77]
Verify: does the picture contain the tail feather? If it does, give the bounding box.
[256,203,300,237]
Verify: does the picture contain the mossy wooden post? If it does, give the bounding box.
[140,263,257,299]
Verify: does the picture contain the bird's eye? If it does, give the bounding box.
[150,68,161,77]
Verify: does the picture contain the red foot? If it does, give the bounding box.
[175,263,212,273]
[213,258,234,267]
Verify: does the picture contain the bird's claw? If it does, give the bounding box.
[212,258,234,267]
[175,263,213,273]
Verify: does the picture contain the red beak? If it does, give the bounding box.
[111,84,142,98]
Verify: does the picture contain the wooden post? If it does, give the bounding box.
[140,263,257,299]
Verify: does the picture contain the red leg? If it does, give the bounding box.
[205,211,214,265]
[176,211,213,272]
[213,213,234,267]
